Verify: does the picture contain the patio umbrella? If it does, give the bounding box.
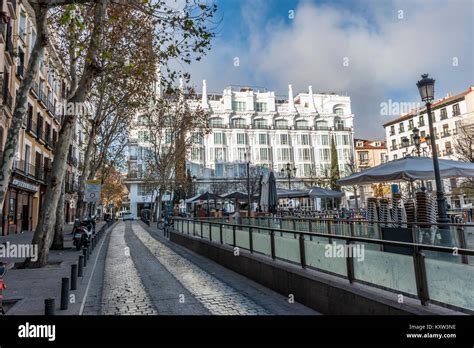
[337,156,474,186]
[267,171,278,214]
[308,187,344,198]
[222,191,248,200]
[259,173,269,212]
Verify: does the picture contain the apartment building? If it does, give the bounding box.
[126,80,355,217]
[383,86,474,208]
[352,139,388,207]
[0,0,81,235]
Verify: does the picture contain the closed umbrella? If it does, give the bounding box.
[268,171,278,214]
[259,173,269,212]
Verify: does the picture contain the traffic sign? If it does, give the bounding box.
[85,180,101,203]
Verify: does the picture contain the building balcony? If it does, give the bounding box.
[12,160,50,183]
[26,119,37,135]
[390,145,397,151]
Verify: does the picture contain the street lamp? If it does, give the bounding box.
[192,175,197,196]
[244,152,251,216]
[416,74,452,245]
[281,162,297,190]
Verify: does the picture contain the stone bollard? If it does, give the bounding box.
[82,249,88,267]
[60,278,69,310]
[44,299,55,315]
[78,256,84,277]
[71,264,78,290]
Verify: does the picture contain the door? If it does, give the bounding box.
[21,205,29,231]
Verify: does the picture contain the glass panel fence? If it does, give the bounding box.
[253,231,271,256]
[425,257,474,311]
[353,245,418,296]
[223,225,234,245]
[211,224,220,241]
[274,234,300,264]
[304,238,347,276]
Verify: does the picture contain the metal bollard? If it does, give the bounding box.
[71,264,78,290]
[82,249,88,267]
[44,298,55,315]
[78,256,84,277]
[86,247,90,260]
[60,278,69,310]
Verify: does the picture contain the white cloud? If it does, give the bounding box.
[187,0,473,138]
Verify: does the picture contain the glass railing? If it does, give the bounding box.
[174,217,474,312]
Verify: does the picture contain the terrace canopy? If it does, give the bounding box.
[337,156,474,186]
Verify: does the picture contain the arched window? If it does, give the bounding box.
[295,120,309,130]
[275,119,288,129]
[231,118,246,128]
[333,105,345,116]
[209,118,224,128]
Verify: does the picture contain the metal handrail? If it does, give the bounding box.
[177,218,474,255]
[192,215,473,228]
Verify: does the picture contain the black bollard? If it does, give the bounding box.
[44,299,55,315]
[60,278,69,310]
[82,249,88,267]
[78,256,84,277]
[86,247,90,260]
[71,264,78,290]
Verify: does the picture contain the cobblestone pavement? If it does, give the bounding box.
[98,221,317,315]
[101,223,157,315]
[132,223,270,315]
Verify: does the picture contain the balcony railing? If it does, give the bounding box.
[12,160,50,183]
[441,130,451,138]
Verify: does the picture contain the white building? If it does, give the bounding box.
[383,86,474,208]
[126,81,355,217]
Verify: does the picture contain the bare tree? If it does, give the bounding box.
[453,120,474,199]
[142,88,210,220]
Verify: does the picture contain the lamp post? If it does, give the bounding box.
[244,152,251,216]
[281,163,297,190]
[416,74,452,245]
[192,175,197,196]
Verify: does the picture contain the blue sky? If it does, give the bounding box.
[185,0,474,138]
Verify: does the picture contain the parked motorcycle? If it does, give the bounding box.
[72,219,96,251]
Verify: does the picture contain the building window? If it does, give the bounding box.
[295,120,309,130]
[237,148,247,161]
[320,148,330,161]
[19,11,27,41]
[258,133,268,145]
[452,103,460,116]
[231,118,246,128]
[390,125,395,136]
[232,101,246,112]
[209,118,224,128]
[393,154,398,160]
[358,151,369,164]
[253,119,268,129]
[255,102,267,112]
[335,108,344,116]
[399,122,405,133]
[440,107,447,120]
[321,135,329,146]
[279,134,288,145]
[298,148,311,161]
[418,115,425,127]
[214,132,225,145]
[391,139,396,151]
[214,148,226,161]
[138,131,149,143]
[259,148,269,161]
[408,119,414,130]
[236,133,246,145]
[277,148,290,161]
[275,119,288,129]
[299,134,310,146]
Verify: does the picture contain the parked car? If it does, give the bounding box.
[122,212,135,221]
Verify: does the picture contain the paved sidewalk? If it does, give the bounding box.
[1,221,111,315]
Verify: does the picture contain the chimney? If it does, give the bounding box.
[288,84,296,112]
[308,85,317,112]
[202,80,209,109]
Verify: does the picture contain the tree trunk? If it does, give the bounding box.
[76,123,97,219]
[24,0,108,268]
[51,178,65,250]
[0,6,48,212]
